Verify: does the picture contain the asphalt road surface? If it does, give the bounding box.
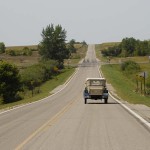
[0,45,150,150]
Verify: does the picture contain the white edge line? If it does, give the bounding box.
[109,92,150,128]
[0,68,79,115]
[98,65,150,129]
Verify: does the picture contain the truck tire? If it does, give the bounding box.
[85,98,87,104]
[104,98,108,104]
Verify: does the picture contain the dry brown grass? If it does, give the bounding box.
[0,51,40,68]
[98,42,120,51]
[1,44,87,68]
[64,44,87,66]
[6,45,38,51]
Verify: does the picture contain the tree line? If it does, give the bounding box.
[0,24,87,103]
[101,37,150,57]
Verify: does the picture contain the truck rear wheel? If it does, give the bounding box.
[104,98,108,104]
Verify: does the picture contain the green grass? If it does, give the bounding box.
[0,67,75,110]
[101,64,150,107]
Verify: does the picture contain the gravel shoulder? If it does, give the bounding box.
[107,83,150,123]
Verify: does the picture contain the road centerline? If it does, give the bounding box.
[15,97,79,150]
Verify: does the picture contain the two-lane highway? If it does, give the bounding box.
[0,45,150,150]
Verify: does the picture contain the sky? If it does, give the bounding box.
[0,0,150,46]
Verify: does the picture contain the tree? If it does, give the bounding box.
[121,37,137,56]
[81,40,87,46]
[101,37,150,57]
[101,44,122,57]
[0,42,5,53]
[134,40,141,56]
[38,24,69,68]
[68,39,76,53]
[140,41,149,56]
[134,40,150,56]
[0,61,22,103]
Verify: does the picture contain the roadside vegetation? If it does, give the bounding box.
[0,24,87,109]
[95,38,150,107]
[101,64,150,107]
[0,67,75,110]
[100,37,150,57]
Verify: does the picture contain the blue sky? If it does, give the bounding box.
[0,0,150,46]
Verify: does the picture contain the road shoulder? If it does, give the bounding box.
[99,64,150,129]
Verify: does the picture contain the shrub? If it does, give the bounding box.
[5,47,32,56]
[6,49,21,56]
[121,60,141,74]
[8,50,16,56]
[22,47,32,56]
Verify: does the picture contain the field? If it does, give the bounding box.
[0,51,40,68]
[0,44,87,68]
[95,43,150,107]
[0,45,39,68]
[0,44,87,110]
[1,42,85,68]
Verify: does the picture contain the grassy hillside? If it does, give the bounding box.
[0,67,75,110]
[101,64,150,107]
[96,42,150,106]
[0,44,87,110]
[96,42,120,51]
[1,44,87,68]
